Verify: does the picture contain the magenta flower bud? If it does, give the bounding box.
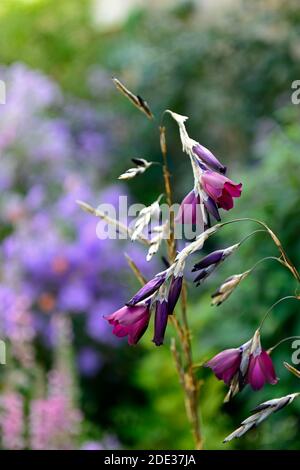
[153,300,169,346]
[201,170,242,211]
[126,272,166,306]
[175,190,203,225]
[193,144,226,174]
[204,348,242,385]
[247,351,278,391]
[167,275,183,315]
[105,303,151,345]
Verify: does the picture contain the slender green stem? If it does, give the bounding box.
[258,296,300,331]
[248,256,283,275]
[269,336,300,354]
[238,229,267,246]
[219,217,300,282]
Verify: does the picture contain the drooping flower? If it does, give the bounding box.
[126,272,167,306]
[192,244,239,286]
[193,144,226,174]
[104,303,151,345]
[211,271,250,306]
[205,330,278,401]
[205,339,252,400]
[223,393,300,443]
[246,330,278,391]
[201,170,242,210]
[167,274,183,315]
[175,190,203,225]
[204,348,242,385]
[152,300,169,346]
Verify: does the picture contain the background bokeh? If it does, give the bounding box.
[0,0,300,450]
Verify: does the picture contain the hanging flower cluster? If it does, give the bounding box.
[79,78,300,448]
[205,329,278,401]
[167,111,242,227]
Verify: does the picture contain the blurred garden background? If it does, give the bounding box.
[0,0,300,450]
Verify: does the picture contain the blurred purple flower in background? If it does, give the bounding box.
[0,63,154,449]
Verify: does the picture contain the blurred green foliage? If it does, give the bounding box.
[1,0,300,449]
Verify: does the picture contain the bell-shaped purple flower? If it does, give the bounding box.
[105,303,151,345]
[246,330,278,390]
[126,272,166,306]
[175,190,203,225]
[205,339,252,401]
[193,144,226,174]
[201,170,242,211]
[247,351,278,390]
[167,275,183,315]
[204,348,242,385]
[153,300,169,346]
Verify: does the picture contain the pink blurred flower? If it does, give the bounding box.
[0,393,24,450]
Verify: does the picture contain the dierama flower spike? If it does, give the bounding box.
[223,394,300,443]
[192,244,239,286]
[201,170,242,211]
[105,303,151,345]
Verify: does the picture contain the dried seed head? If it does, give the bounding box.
[112,77,153,119]
[118,159,153,180]
[211,271,250,306]
[223,393,300,442]
[284,362,300,379]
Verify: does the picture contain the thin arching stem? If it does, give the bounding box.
[238,229,267,246]
[219,217,300,282]
[248,256,284,275]
[269,336,300,354]
[258,296,300,331]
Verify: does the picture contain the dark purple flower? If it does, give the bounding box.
[204,348,242,385]
[105,303,150,345]
[153,300,169,346]
[175,190,203,225]
[126,272,166,306]
[203,196,221,222]
[192,245,239,286]
[167,275,183,315]
[193,144,226,174]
